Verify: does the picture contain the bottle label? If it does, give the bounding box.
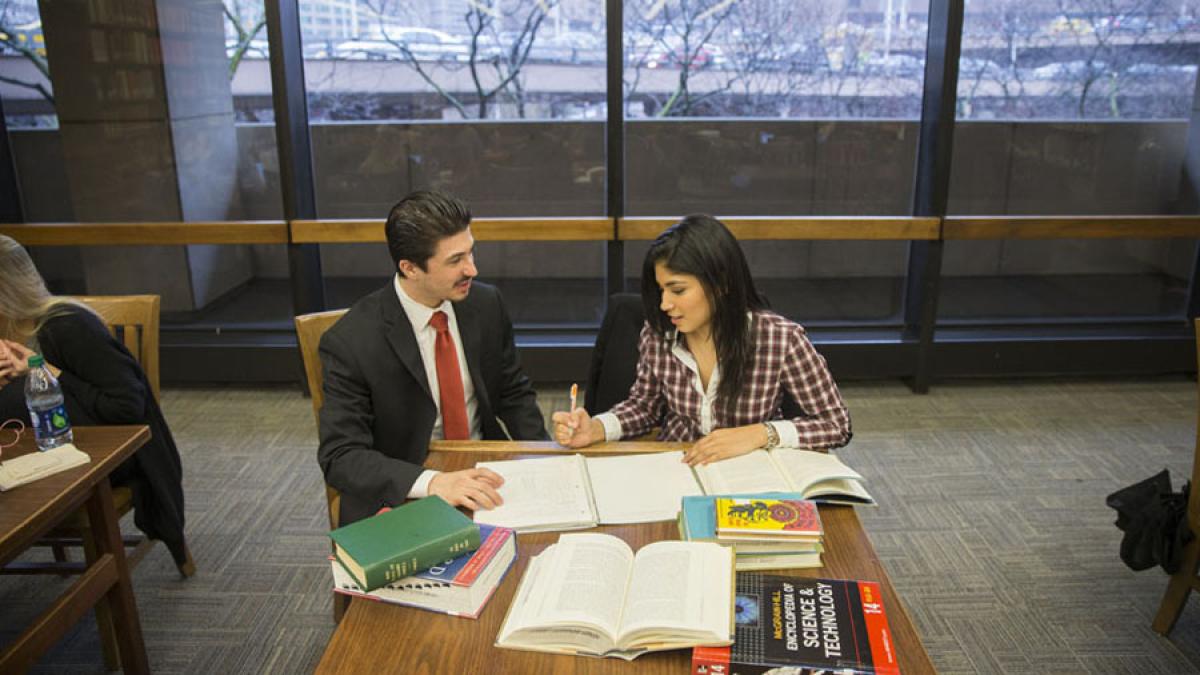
[31,405,71,438]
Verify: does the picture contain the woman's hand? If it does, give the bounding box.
[683,424,770,466]
[551,408,602,448]
[0,341,58,386]
[0,340,33,388]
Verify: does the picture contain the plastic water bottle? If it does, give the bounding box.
[25,354,73,451]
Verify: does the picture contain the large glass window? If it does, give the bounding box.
[623,0,928,326]
[3,1,290,333]
[0,0,53,129]
[294,0,608,327]
[943,0,1199,322]
[624,0,928,217]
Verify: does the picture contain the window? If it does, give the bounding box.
[942,0,1198,322]
[295,0,608,327]
[623,0,930,325]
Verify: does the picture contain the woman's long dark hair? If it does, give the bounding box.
[641,215,767,418]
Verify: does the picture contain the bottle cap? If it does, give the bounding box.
[28,354,44,368]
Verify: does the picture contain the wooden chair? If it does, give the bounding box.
[4,295,192,670]
[1151,319,1200,635]
[56,296,190,573]
[74,295,161,401]
[295,309,350,622]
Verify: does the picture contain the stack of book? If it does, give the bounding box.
[327,496,516,619]
[692,574,901,675]
[679,494,824,570]
[331,523,516,619]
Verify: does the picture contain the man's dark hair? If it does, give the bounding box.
[385,190,472,275]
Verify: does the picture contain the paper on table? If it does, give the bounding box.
[0,443,90,492]
[586,451,704,524]
[474,454,598,532]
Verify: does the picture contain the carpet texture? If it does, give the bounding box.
[2,377,1198,674]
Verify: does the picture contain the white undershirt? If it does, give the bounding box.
[393,274,481,497]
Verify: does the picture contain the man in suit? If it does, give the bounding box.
[317,190,548,526]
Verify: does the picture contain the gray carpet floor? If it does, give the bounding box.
[3,377,1199,674]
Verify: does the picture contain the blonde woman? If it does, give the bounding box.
[0,235,188,571]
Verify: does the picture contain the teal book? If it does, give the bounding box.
[680,493,823,563]
[329,496,481,592]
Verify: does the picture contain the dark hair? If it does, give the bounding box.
[640,214,767,419]
[385,190,472,275]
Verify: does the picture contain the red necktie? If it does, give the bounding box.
[429,311,469,440]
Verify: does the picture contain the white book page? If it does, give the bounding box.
[618,541,732,643]
[585,452,704,524]
[769,449,864,494]
[805,477,875,504]
[532,533,635,640]
[474,455,597,532]
[694,450,791,495]
[498,550,552,641]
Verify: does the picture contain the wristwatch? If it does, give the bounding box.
[762,422,780,450]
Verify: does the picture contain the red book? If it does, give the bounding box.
[692,575,900,675]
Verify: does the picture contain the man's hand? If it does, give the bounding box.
[683,424,770,466]
[428,467,506,511]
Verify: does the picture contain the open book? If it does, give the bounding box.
[475,449,872,532]
[695,449,875,506]
[496,533,734,660]
[474,451,705,532]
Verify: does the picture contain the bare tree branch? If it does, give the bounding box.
[222,4,267,79]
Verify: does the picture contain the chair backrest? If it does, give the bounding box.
[72,295,161,402]
[585,293,645,415]
[295,309,348,530]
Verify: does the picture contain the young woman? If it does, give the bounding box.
[552,215,851,465]
[0,236,188,570]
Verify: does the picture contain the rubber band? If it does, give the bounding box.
[0,419,25,464]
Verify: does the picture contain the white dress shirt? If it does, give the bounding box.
[394,275,481,497]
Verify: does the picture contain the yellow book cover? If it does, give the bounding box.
[714,497,823,539]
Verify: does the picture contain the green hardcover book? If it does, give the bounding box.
[329,496,481,592]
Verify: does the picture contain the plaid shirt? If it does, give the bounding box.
[596,311,851,448]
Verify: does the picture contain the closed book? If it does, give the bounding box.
[411,524,509,586]
[691,575,900,675]
[331,525,517,619]
[329,496,481,592]
[731,551,823,571]
[715,497,823,541]
[680,494,824,558]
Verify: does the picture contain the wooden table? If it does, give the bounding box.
[0,426,151,674]
[317,441,935,674]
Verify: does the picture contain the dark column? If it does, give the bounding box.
[1180,70,1200,321]
[266,0,325,315]
[904,0,963,393]
[604,0,625,298]
[0,93,23,223]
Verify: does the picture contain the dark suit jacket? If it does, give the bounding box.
[0,306,187,563]
[317,280,548,526]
